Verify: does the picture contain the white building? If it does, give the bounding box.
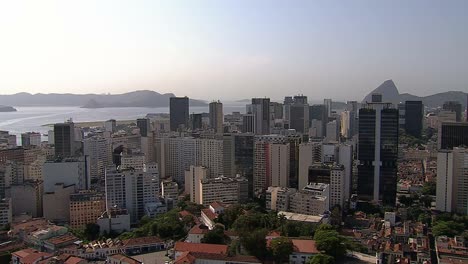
[330,165,345,208]
[43,157,90,193]
[185,166,207,204]
[120,152,145,171]
[105,163,160,223]
[266,186,297,212]
[97,208,131,235]
[436,148,468,214]
[289,183,330,215]
[199,176,248,206]
[338,144,353,202]
[161,180,179,200]
[298,143,323,190]
[325,121,338,142]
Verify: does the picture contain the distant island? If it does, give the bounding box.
[0,105,17,112]
[0,90,207,108]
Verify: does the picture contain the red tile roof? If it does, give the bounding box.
[108,254,142,264]
[291,239,320,254]
[174,242,228,255]
[64,256,87,264]
[12,248,52,264]
[189,252,261,263]
[188,224,209,235]
[201,209,218,221]
[122,236,164,247]
[46,233,79,246]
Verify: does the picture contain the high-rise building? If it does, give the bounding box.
[289,96,309,134]
[43,183,75,223]
[324,99,332,118]
[404,101,424,138]
[253,135,285,195]
[329,165,345,208]
[250,98,270,135]
[83,136,111,181]
[43,156,90,193]
[8,180,43,218]
[0,198,11,228]
[209,101,223,133]
[104,119,116,133]
[436,148,468,215]
[54,121,75,158]
[357,97,399,205]
[325,120,338,142]
[21,132,41,147]
[223,134,254,197]
[443,101,463,122]
[137,118,151,137]
[105,163,160,223]
[438,122,468,150]
[270,102,283,120]
[242,114,255,133]
[69,191,106,229]
[184,165,207,204]
[170,97,189,131]
[309,104,327,137]
[190,113,203,131]
[270,143,290,188]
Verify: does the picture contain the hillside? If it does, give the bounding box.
[0,90,207,108]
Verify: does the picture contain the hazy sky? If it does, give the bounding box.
[0,1,467,101]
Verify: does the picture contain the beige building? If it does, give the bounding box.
[70,191,106,229]
[185,166,207,204]
[43,183,75,223]
[161,180,179,200]
[199,176,248,206]
[8,180,43,218]
[266,186,296,212]
[270,143,290,188]
[289,183,329,215]
[330,165,345,208]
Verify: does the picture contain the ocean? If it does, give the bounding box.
[0,104,246,144]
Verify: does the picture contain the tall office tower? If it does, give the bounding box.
[223,134,254,197]
[270,102,283,120]
[438,122,468,150]
[190,113,203,131]
[242,114,255,133]
[184,165,207,204]
[270,143,290,188]
[104,119,116,133]
[250,98,271,135]
[309,104,328,137]
[289,96,310,134]
[137,118,151,137]
[325,120,338,142]
[21,132,41,147]
[404,101,424,138]
[54,121,75,158]
[398,103,406,130]
[105,163,159,223]
[436,148,468,214]
[298,142,323,190]
[170,96,189,131]
[324,99,332,118]
[283,96,294,124]
[209,101,224,133]
[199,138,224,178]
[357,96,399,205]
[443,101,463,122]
[338,144,353,202]
[253,135,287,195]
[43,156,90,192]
[69,191,106,229]
[83,136,111,181]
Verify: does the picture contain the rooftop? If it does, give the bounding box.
[174,242,228,255]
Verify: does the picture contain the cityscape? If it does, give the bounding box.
[1,2,468,264]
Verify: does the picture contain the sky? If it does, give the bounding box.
[0,0,467,101]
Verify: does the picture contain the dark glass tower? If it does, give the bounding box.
[170,97,189,131]
[137,118,150,137]
[54,121,75,158]
[438,122,468,150]
[357,100,399,205]
[443,101,462,122]
[251,98,270,135]
[404,101,423,138]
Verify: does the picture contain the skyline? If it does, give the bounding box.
[1,1,467,101]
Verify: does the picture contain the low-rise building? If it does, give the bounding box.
[97,208,131,235]
[11,248,52,264]
[107,254,142,264]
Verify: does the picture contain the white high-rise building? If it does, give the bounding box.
[436,148,468,214]
[43,156,90,193]
[120,152,146,171]
[330,165,345,208]
[253,135,286,194]
[83,136,111,181]
[338,144,353,201]
[105,163,160,223]
[325,120,338,142]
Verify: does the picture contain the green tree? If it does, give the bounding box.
[313,225,346,258]
[84,223,100,241]
[270,237,294,264]
[201,226,226,244]
[217,204,244,229]
[240,228,268,259]
[422,181,436,196]
[307,254,335,264]
[433,221,465,237]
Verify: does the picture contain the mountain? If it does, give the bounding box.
[363,80,467,108]
[362,79,401,105]
[0,90,207,108]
